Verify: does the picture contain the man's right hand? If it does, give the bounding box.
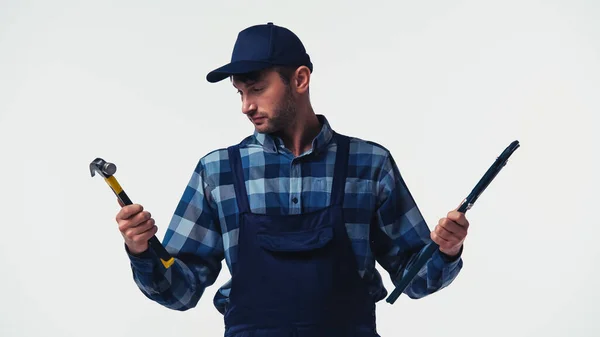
[115,198,158,255]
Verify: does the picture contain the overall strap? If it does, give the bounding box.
[227,145,251,214]
[330,132,351,207]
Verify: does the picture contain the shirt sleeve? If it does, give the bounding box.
[371,152,463,299]
[125,158,225,311]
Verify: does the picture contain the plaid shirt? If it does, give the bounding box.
[126,115,463,313]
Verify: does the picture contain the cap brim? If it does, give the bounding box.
[206,60,273,83]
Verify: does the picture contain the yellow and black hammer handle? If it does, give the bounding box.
[89,157,175,269]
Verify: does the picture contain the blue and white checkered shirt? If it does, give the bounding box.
[126,114,463,313]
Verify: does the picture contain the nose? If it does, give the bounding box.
[241,97,257,115]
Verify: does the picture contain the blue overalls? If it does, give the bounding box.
[224,133,380,337]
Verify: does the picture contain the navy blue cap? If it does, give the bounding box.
[206,22,313,83]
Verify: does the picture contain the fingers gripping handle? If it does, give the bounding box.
[106,176,175,269]
[385,199,471,304]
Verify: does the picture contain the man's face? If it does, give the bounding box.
[232,68,296,134]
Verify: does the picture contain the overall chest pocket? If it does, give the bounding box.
[257,226,333,253]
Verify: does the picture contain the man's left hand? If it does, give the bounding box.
[431,208,470,257]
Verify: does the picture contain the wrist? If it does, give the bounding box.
[439,244,463,259]
[125,243,150,257]
[124,243,155,273]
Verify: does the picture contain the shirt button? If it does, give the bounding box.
[292,197,298,204]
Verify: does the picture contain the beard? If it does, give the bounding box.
[258,85,297,134]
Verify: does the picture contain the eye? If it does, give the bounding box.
[252,87,264,92]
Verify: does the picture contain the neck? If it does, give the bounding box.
[275,104,321,157]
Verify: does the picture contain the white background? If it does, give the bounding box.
[1,1,598,336]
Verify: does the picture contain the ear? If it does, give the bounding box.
[294,66,311,94]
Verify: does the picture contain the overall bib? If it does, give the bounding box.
[224,133,380,337]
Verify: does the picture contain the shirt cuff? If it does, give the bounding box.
[124,243,157,273]
[433,244,463,268]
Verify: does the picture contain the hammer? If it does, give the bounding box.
[89,157,175,269]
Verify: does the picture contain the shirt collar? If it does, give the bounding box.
[253,114,335,155]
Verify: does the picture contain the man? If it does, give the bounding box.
[115,22,469,337]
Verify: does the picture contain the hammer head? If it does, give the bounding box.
[89,157,117,178]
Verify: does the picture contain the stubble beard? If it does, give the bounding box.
[259,85,297,134]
